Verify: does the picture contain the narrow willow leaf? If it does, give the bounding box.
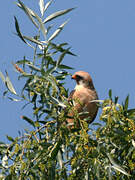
[108,165,112,180]
[108,154,130,176]
[49,140,61,160]
[44,0,53,12]
[111,165,130,176]
[92,122,102,126]
[57,151,63,169]
[39,0,45,16]
[127,108,135,115]
[47,75,58,91]
[45,66,56,75]
[21,73,34,78]
[44,8,75,23]
[16,59,30,65]
[14,16,27,44]
[48,20,69,41]
[22,116,35,127]
[16,2,36,18]
[55,74,67,80]
[27,63,41,72]
[5,71,17,95]
[3,90,8,97]
[85,171,89,180]
[114,96,119,104]
[50,42,76,56]
[18,0,38,28]
[58,64,74,70]
[51,97,66,108]
[6,135,14,142]
[56,48,70,67]
[0,71,6,83]
[32,12,47,40]
[124,95,129,111]
[0,141,6,145]
[2,155,8,168]
[23,35,44,46]
[8,97,21,102]
[109,89,112,100]
[14,17,34,48]
[17,2,47,39]
[132,139,135,147]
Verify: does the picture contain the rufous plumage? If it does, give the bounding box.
[67,71,98,128]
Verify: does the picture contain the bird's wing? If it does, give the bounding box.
[68,89,84,113]
[68,90,76,101]
[67,89,82,127]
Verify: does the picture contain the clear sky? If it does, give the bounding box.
[1,0,135,142]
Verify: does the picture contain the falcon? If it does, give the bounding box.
[66,71,98,128]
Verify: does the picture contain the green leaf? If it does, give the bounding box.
[44,8,75,23]
[16,59,30,65]
[14,16,27,44]
[92,123,102,127]
[0,141,6,145]
[56,48,70,67]
[5,71,17,95]
[124,95,129,111]
[3,90,8,97]
[114,96,119,104]
[6,135,14,142]
[23,35,44,46]
[45,66,56,75]
[18,0,39,28]
[16,60,40,72]
[109,89,112,100]
[22,116,35,127]
[18,1,47,39]
[50,43,76,56]
[49,140,62,160]
[127,108,135,116]
[55,74,66,80]
[47,75,58,91]
[108,154,130,176]
[31,11,47,40]
[48,20,69,41]
[58,64,74,70]
[26,63,41,72]
[111,165,130,176]
[0,71,6,83]
[51,96,66,108]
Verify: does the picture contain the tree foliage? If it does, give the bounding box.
[0,1,135,179]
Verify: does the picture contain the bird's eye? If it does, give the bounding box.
[76,75,83,80]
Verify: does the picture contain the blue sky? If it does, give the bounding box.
[1,0,135,142]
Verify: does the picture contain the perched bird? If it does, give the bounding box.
[66,71,98,128]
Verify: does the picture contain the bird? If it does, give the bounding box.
[66,71,98,129]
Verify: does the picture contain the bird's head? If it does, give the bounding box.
[71,71,95,89]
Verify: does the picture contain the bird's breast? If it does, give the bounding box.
[73,87,98,103]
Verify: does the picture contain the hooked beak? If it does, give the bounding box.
[71,74,76,80]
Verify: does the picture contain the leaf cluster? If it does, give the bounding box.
[0,1,135,179]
